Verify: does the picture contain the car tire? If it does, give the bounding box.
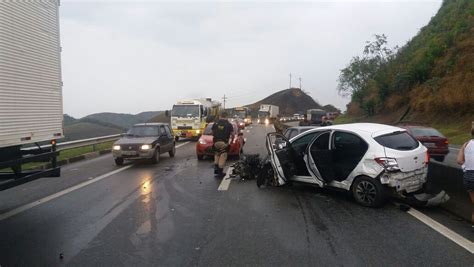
[351,176,386,208]
[197,154,204,160]
[169,144,176,157]
[175,136,179,142]
[432,155,445,162]
[114,157,124,166]
[151,148,160,164]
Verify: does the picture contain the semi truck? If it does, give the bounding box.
[257,104,279,124]
[0,0,63,190]
[306,109,330,126]
[232,107,252,125]
[170,98,221,140]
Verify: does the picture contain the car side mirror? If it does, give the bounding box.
[238,132,243,136]
[165,110,170,117]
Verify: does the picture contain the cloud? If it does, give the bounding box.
[60,1,441,117]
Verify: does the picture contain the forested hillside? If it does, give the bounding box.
[339,0,473,118]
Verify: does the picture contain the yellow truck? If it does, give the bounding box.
[170,99,221,140]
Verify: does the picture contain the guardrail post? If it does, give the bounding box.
[92,144,97,152]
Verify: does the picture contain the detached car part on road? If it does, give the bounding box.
[112,123,176,165]
[265,123,449,207]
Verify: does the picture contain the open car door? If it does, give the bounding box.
[265,133,295,186]
[305,131,331,187]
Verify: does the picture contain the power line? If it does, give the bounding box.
[222,94,228,109]
[289,73,292,89]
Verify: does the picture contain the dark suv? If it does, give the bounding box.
[112,123,176,165]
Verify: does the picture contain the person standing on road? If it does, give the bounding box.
[457,122,474,228]
[212,112,234,178]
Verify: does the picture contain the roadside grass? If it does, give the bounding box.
[2,141,115,172]
[433,124,471,146]
[333,114,363,124]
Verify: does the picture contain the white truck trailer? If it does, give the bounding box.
[0,0,63,190]
[257,104,279,124]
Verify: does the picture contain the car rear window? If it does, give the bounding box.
[374,131,419,151]
[410,127,444,138]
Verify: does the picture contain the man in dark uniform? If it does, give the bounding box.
[212,111,234,178]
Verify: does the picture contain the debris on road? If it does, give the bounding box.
[231,154,274,187]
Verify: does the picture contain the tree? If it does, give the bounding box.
[337,34,398,98]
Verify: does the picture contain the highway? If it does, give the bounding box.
[0,123,473,266]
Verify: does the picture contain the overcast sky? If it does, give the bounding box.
[60,0,442,118]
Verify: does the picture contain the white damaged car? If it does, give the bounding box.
[266,123,449,207]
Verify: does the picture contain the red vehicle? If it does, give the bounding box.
[196,122,245,160]
[400,125,449,162]
[234,118,246,130]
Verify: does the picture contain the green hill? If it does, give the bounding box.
[63,121,124,142]
[246,88,324,116]
[341,0,473,119]
[84,111,162,129]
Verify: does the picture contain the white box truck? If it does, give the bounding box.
[0,0,63,190]
[257,104,279,124]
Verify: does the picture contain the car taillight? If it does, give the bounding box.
[444,140,448,145]
[425,151,430,165]
[374,157,400,172]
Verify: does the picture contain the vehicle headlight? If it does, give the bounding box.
[141,144,151,150]
[199,139,207,145]
[113,145,121,151]
[257,119,260,123]
[244,118,248,122]
[196,130,201,134]
[265,119,269,124]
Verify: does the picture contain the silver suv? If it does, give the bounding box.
[112,123,175,165]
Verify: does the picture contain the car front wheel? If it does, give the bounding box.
[352,176,386,208]
[151,148,160,164]
[169,144,176,157]
[114,157,124,166]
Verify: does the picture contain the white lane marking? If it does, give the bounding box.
[176,141,190,148]
[0,165,132,221]
[217,167,234,191]
[0,141,192,222]
[406,208,474,254]
[246,130,250,133]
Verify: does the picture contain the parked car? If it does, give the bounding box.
[283,126,317,140]
[196,122,245,160]
[266,123,448,207]
[112,123,176,165]
[399,125,449,162]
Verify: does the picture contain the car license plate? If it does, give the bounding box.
[122,151,137,156]
[423,142,435,148]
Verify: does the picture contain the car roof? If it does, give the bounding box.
[133,123,169,126]
[287,126,316,131]
[305,123,406,137]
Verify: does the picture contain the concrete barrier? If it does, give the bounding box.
[426,162,471,221]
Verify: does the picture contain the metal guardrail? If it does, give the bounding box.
[23,134,121,152]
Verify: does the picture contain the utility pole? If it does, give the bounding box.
[289,73,292,89]
[222,94,227,110]
[299,77,302,90]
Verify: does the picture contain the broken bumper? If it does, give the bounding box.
[404,191,450,207]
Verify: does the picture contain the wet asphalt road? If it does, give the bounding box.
[0,123,473,266]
